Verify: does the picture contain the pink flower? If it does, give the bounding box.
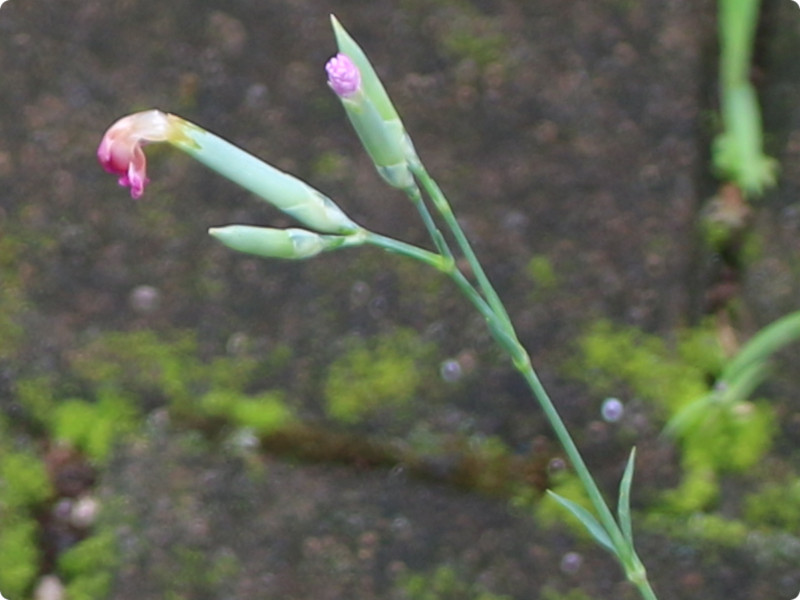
[97,110,182,198]
[325,53,361,98]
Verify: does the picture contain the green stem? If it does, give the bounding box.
[363,231,451,272]
[406,183,455,261]
[409,163,514,330]
[344,223,660,598]
[401,162,658,599]
[718,0,760,89]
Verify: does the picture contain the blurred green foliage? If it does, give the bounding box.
[199,389,294,434]
[156,546,240,600]
[0,417,52,597]
[51,392,141,465]
[644,512,748,550]
[58,531,119,600]
[398,564,511,600]
[0,236,30,359]
[324,328,435,425]
[4,326,296,598]
[0,450,53,510]
[0,517,41,598]
[526,254,559,292]
[570,319,776,513]
[541,588,595,600]
[65,328,293,427]
[744,476,800,530]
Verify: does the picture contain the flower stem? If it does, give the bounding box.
[403,162,659,599]
[363,231,450,272]
[409,163,514,330]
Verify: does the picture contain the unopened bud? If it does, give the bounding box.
[326,53,361,98]
[327,17,416,190]
[209,226,328,260]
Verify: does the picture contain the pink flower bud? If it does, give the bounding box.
[325,53,361,98]
[97,110,182,199]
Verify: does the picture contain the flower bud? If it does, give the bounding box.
[330,15,400,124]
[326,53,361,98]
[209,226,329,260]
[327,17,417,190]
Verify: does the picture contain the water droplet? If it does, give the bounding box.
[439,358,463,382]
[560,551,583,574]
[601,397,624,422]
[129,285,160,313]
[547,457,566,474]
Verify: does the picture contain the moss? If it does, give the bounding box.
[156,546,240,599]
[458,435,516,494]
[541,588,595,600]
[64,572,114,600]
[199,389,294,435]
[67,328,291,423]
[0,516,41,598]
[644,512,748,549]
[397,564,511,600]
[324,328,435,425]
[659,465,719,514]
[0,450,53,510]
[51,390,141,465]
[58,530,119,600]
[14,375,57,426]
[744,476,800,530]
[0,236,28,360]
[526,254,559,291]
[311,150,350,181]
[69,330,202,403]
[570,319,776,513]
[570,320,715,415]
[435,6,509,70]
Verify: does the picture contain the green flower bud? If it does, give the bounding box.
[330,15,401,123]
[327,18,417,189]
[336,84,413,189]
[209,226,329,260]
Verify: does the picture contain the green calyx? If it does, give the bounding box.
[209,225,364,260]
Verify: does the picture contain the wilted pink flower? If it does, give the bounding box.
[325,53,361,98]
[97,110,184,198]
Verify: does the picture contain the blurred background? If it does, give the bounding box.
[2,0,800,599]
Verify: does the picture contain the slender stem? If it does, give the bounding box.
[402,161,659,599]
[410,162,514,330]
[632,570,659,600]
[406,183,454,261]
[364,231,525,360]
[363,231,450,272]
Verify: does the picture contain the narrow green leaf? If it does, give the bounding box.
[663,390,715,438]
[721,311,800,381]
[720,358,769,405]
[617,448,636,546]
[546,490,616,556]
[666,358,768,439]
